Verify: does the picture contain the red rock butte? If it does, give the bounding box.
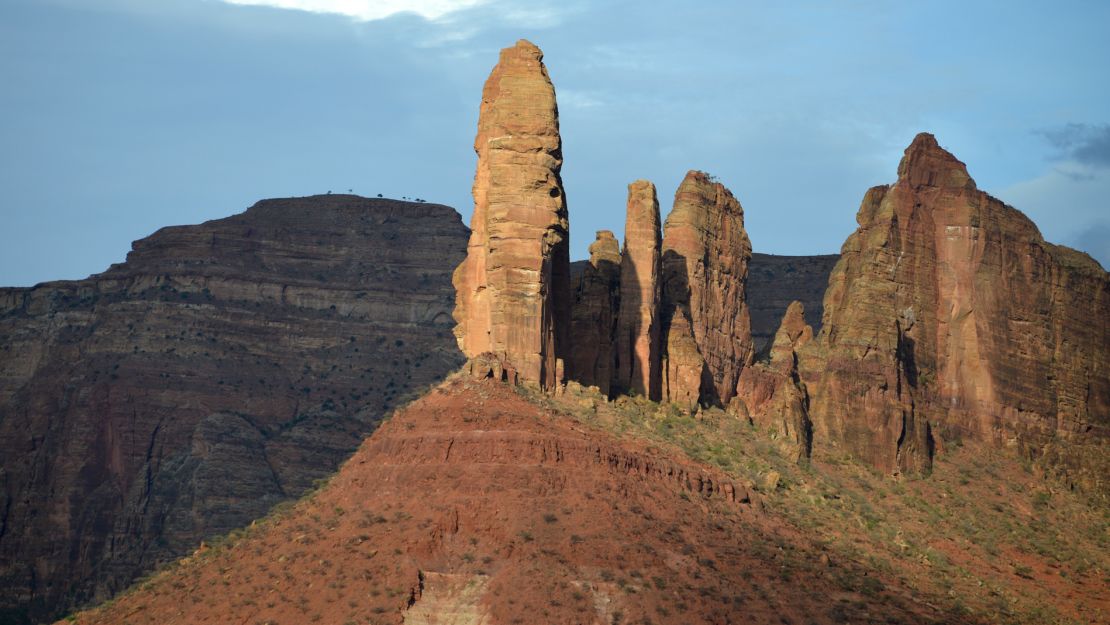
[802,132,1109,489]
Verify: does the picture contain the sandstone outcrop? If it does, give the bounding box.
[613,180,663,400]
[568,231,621,394]
[452,39,570,391]
[807,133,1110,490]
[0,195,467,623]
[660,171,755,407]
[733,301,814,460]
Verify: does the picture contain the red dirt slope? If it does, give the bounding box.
[66,377,974,625]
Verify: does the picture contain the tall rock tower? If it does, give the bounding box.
[613,180,663,400]
[452,40,571,390]
[660,171,755,407]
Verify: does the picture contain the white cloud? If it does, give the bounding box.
[217,0,489,21]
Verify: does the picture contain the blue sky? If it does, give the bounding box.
[2,0,1108,286]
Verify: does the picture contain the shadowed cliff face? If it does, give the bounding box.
[0,195,467,624]
[805,134,1110,489]
[747,253,839,353]
[570,252,838,375]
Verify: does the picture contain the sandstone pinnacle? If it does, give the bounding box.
[568,231,621,393]
[614,180,663,400]
[734,301,814,461]
[452,39,571,391]
[660,170,755,407]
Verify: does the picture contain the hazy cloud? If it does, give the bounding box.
[217,0,489,22]
[1038,123,1110,167]
[3,0,1110,285]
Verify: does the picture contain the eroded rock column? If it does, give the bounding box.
[660,171,755,407]
[613,180,662,400]
[452,39,571,391]
[733,301,814,461]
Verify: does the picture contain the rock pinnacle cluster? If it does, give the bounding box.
[453,43,1110,498]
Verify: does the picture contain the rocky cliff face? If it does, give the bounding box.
[613,180,663,400]
[807,134,1110,490]
[452,39,571,390]
[568,231,621,394]
[734,301,814,461]
[0,195,467,624]
[661,171,755,407]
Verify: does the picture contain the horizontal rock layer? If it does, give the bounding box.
[0,195,467,623]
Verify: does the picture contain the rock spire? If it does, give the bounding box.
[452,39,571,390]
[613,180,663,400]
[660,171,755,407]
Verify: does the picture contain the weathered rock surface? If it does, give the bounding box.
[0,195,467,624]
[747,253,839,352]
[733,301,814,460]
[661,171,755,407]
[807,133,1110,490]
[568,231,621,394]
[452,39,571,391]
[613,180,663,400]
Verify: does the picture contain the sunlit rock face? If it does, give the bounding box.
[452,39,571,391]
[660,170,755,408]
[806,133,1110,491]
[613,180,663,400]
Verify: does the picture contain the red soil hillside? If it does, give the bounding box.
[65,376,979,625]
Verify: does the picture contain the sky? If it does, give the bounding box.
[1,0,1108,287]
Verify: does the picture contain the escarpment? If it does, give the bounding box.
[805,133,1110,490]
[452,39,571,391]
[0,195,468,623]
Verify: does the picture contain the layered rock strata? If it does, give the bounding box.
[452,39,571,391]
[807,133,1110,490]
[568,231,621,394]
[660,171,755,407]
[613,180,663,400]
[0,195,467,623]
[733,301,814,461]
